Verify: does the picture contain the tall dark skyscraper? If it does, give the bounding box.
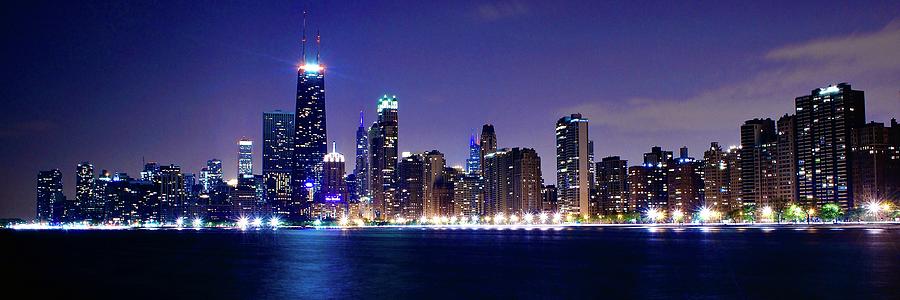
[479,124,497,174]
[851,122,899,204]
[596,156,629,214]
[158,164,185,224]
[369,95,399,220]
[200,159,223,193]
[630,146,673,212]
[740,118,777,208]
[667,147,704,214]
[483,148,543,216]
[292,21,328,210]
[315,142,348,219]
[775,114,798,205]
[422,150,445,218]
[75,162,96,222]
[702,142,735,212]
[36,169,64,223]
[795,83,866,209]
[354,111,369,202]
[556,114,592,218]
[263,110,295,219]
[397,152,425,219]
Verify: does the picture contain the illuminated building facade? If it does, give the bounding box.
[453,173,483,217]
[422,150,446,218]
[596,156,629,214]
[851,122,900,203]
[630,146,673,211]
[466,133,481,175]
[702,142,731,211]
[75,162,95,222]
[667,147,704,214]
[292,28,328,209]
[775,114,798,205]
[795,83,866,209]
[158,164,186,224]
[36,169,65,223]
[556,114,592,218]
[369,95,399,220]
[483,148,543,215]
[263,110,295,219]
[740,118,778,208]
[397,152,425,219]
[238,138,253,178]
[318,143,348,216]
[354,111,369,202]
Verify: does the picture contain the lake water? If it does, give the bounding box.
[4,225,898,299]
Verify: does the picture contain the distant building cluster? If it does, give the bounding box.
[33,22,900,225]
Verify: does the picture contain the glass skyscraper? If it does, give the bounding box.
[263,110,295,218]
[292,52,327,208]
[354,111,369,202]
[238,138,253,178]
[369,95,399,220]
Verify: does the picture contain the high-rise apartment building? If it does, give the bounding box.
[556,114,592,218]
[369,95,399,220]
[795,83,866,209]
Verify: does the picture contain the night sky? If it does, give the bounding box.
[2,0,899,219]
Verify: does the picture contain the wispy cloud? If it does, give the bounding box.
[0,120,57,138]
[476,1,530,21]
[566,20,900,136]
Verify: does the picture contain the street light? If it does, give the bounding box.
[761,206,774,222]
[699,207,713,223]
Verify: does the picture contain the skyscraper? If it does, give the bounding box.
[630,146,673,212]
[263,110,295,219]
[556,114,592,218]
[422,150,446,218]
[596,156,629,214]
[702,142,731,211]
[75,162,95,222]
[238,138,253,178]
[465,133,481,175]
[369,94,399,220]
[775,114,798,205]
[354,111,369,202]
[158,164,185,224]
[316,142,347,219]
[397,152,425,219]
[200,159,223,193]
[851,122,900,204]
[483,148,543,215]
[479,124,497,174]
[36,169,64,223]
[740,119,778,208]
[795,83,866,209]
[453,173,483,217]
[667,147,704,214]
[292,20,328,209]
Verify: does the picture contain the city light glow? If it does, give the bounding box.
[192,218,203,228]
[236,217,249,229]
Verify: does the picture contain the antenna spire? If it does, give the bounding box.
[332,141,337,153]
[301,10,308,63]
[316,28,321,64]
[359,111,364,127]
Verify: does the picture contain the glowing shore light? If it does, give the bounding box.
[269,217,281,228]
[192,218,203,228]
[646,208,663,223]
[419,216,428,224]
[313,219,323,226]
[552,212,562,224]
[509,214,520,224]
[699,207,713,222]
[761,206,774,220]
[523,213,534,224]
[236,217,249,229]
[494,213,505,224]
[175,217,184,227]
[672,210,684,222]
[539,212,549,224]
[252,217,263,227]
[340,216,350,226]
[449,216,458,224]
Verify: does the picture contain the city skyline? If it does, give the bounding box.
[4,1,900,219]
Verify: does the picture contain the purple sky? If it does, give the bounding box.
[2,0,899,219]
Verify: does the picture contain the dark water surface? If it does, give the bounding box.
[4,226,899,299]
